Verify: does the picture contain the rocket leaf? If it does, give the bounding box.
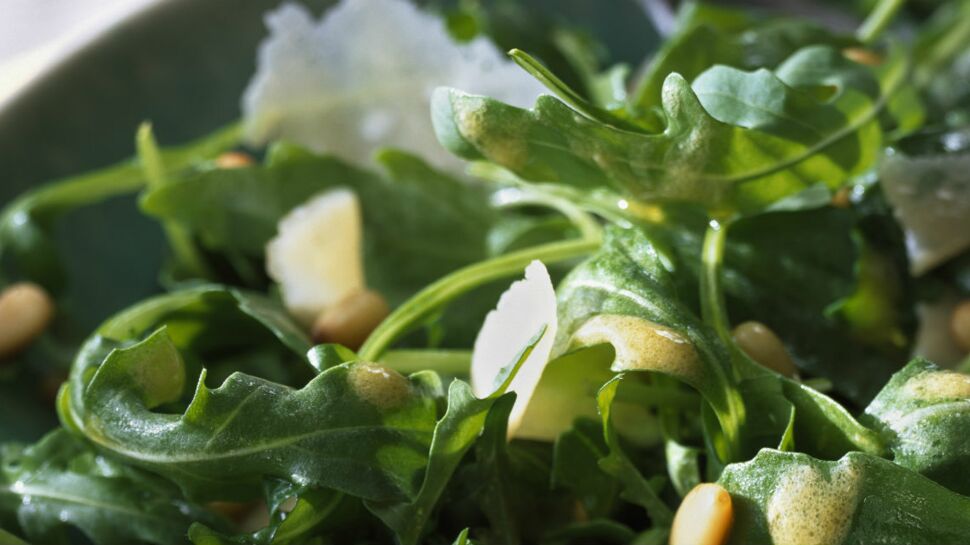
[0,429,223,545]
[864,359,970,495]
[433,45,903,214]
[719,448,970,545]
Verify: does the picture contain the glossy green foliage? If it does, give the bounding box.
[719,449,970,545]
[4,2,965,544]
[367,328,546,545]
[0,429,223,545]
[63,285,313,403]
[642,205,912,404]
[367,380,490,544]
[555,226,734,413]
[69,327,440,503]
[557,226,883,462]
[864,359,970,495]
[433,44,900,214]
[58,285,443,503]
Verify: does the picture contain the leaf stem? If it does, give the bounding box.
[857,0,906,44]
[491,186,603,241]
[699,217,749,463]
[359,237,600,361]
[508,49,642,132]
[380,349,472,376]
[136,123,213,279]
[700,219,734,348]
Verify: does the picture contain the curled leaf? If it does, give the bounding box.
[719,449,970,545]
[864,359,970,495]
[434,45,903,214]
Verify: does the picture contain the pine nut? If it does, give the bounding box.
[312,289,389,350]
[842,47,883,66]
[215,151,255,169]
[0,282,54,360]
[732,321,799,377]
[831,187,851,208]
[951,300,970,352]
[670,483,734,545]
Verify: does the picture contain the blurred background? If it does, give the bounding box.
[0,0,157,105]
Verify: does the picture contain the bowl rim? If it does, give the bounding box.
[0,0,179,117]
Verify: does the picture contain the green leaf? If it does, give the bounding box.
[864,359,970,495]
[60,285,438,503]
[631,1,853,112]
[63,285,313,412]
[0,429,223,545]
[471,393,520,545]
[552,418,618,518]
[543,519,637,545]
[596,376,673,526]
[826,239,907,350]
[433,45,903,214]
[229,289,313,356]
[451,528,472,545]
[556,226,743,458]
[141,145,496,306]
[718,449,970,545]
[912,0,970,116]
[366,326,546,545]
[508,49,645,133]
[365,380,494,545]
[721,207,911,403]
[735,376,795,454]
[512,343,616,442]
[558,225,884,462]
[641,204,911,404]
[135,123,213,280]
[69,330,440,503]
[0,528,30,545]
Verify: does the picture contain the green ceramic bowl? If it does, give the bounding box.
[0,0,656,440]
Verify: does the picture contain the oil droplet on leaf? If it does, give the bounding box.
[348,363,412,411]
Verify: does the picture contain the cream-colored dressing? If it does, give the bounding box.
[348,363,412,411]
[766,458,862,545]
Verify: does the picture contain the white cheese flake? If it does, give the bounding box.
[265,188,365,326]
[242,0,544,172]
[881,151,970,275]
[471,261,557,436]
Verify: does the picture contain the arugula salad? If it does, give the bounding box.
[2,0,970,543]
